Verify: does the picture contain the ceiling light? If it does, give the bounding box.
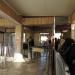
[62,30,68,32]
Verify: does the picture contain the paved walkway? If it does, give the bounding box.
[0,53,47,75]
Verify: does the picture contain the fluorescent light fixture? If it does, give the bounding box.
[40,33,49,35]
[62,30,68,33]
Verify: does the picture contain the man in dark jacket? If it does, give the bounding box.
[29,37,34,59]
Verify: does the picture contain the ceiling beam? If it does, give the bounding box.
[0,18,15,28]
[0,0,22,24]
[22,17,54,26]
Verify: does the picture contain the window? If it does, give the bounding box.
[40,33,49,43]
[55,33,61,39]
[23,33,25,42]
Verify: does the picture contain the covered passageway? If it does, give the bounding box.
[0,0,75,75]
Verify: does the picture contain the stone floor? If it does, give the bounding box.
[0,52,70,75]
[0,53,47,75]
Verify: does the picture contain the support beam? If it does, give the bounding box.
[71,12,75,40]
[68,16,72,24]
[0,0,21,24]
[71,12,75,24]
[14,24,24,62]
[71,24,75,40]
[0,18,15,28]
[15,24,23,53]
[22,17,54,26]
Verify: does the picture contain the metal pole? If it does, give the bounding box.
[51,17,56,75]
[52,16,56,75]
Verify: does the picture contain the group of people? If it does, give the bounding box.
[55,35,75,75]
[43,33,64,51]
[28,36,34,59]
[26,34,75,75]
[43,33,75,75]
[55,35,65,51]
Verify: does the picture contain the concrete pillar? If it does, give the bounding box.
[14,24,24,62]
[71,24,75,40]
[34,32,40,46]
[15,24,22,53]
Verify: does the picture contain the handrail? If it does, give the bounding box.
[55,51,66,75]
[45,48,56,75]
[45,49,67,75]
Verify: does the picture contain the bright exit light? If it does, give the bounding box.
[41,36,48,41]
[55,33,61,39]
[41,36,48,43]
[40,33,49,43]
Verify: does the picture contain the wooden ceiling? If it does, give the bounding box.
[0,0,74,32]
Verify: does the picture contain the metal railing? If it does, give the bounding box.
[45,48,55,75]
[55,51,66,75]
[45,49,69,75]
